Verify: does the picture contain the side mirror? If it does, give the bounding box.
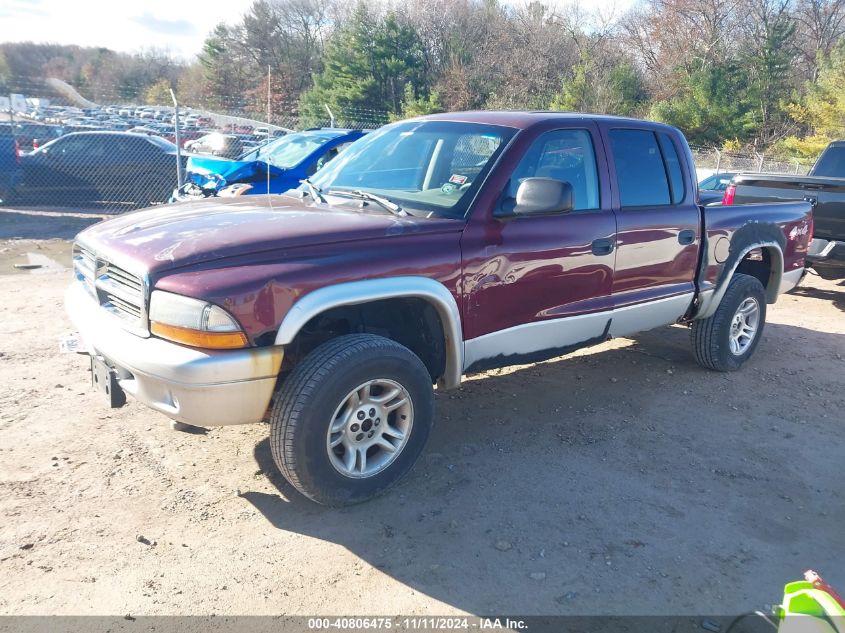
[512,177,574,216]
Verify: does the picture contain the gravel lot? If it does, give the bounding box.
[1,209,843,616]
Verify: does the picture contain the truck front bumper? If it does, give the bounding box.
[65,281,283,426]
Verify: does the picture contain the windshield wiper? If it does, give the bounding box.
[299,178,326,204]
[328,189,406,216]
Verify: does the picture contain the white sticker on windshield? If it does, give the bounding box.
[449,174,468,185]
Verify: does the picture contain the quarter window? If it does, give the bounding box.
[658,132,685,204]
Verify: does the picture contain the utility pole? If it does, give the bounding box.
[267,65,272,133]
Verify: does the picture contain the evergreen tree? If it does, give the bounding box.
[299,5,428,126]
[389,82,443,121]
[650,64,759,146]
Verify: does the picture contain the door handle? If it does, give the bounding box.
[678,229,696,245]
[591,238,615,256]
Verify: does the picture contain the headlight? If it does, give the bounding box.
[149,291,248,349]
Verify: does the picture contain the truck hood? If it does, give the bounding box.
[77,195,464,274]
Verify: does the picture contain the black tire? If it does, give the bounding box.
[691,273,767,371]
[269,334,434,506]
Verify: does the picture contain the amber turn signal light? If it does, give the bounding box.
[151,322,249,350]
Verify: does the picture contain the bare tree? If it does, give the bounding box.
[793,0,845,79]
[620,0,742,98]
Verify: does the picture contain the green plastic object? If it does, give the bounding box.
[777,572,845,633]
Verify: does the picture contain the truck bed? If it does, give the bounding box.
[731,173,845,242]
[730,170,845,279]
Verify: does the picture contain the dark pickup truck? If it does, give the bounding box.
[0,124,22,203]
[725,140,845,279]
[66,112,812,505]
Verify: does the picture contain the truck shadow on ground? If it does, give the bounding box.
[240,321,845,615]
[790,279,845,312]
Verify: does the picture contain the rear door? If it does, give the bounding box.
[601,125,699,333]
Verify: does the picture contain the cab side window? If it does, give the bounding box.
[507,129,600,211]
[609,128,686,207]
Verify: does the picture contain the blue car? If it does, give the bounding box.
[171,128,367,200]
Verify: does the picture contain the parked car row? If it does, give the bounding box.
[0,126,365,209]
[0,98,300,208]
[13,101,288,154]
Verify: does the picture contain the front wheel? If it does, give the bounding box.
[690,273,767,371]
[269,334,434,506]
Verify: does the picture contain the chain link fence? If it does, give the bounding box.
[0,75,391,214]
[690,146,813,179]
[0,75,824,215]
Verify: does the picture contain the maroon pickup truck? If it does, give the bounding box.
[66,112,812,505]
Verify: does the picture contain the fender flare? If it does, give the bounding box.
[273,276,464,389]
[695,241,784,320]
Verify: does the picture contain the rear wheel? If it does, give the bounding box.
[269,334,434,506]
[691,273,766,371]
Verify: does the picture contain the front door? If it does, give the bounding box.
[461,123,617,372]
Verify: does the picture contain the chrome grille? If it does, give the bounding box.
[73,242,148,334]
[73,243,97,296]
[103,292,143,320]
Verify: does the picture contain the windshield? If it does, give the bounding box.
[810,145,845,178]
[241,132,337,168]
[310,120,516,218]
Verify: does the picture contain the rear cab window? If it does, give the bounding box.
[609,128,686,207]
[811,144,845,177]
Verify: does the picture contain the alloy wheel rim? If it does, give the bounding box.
[728,297,760,356]
[326,379,414,479]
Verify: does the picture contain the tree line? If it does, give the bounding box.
[2,0,845,158]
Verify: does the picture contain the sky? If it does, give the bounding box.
[0,0,635,61]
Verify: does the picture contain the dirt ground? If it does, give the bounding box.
[0,208,843,617]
